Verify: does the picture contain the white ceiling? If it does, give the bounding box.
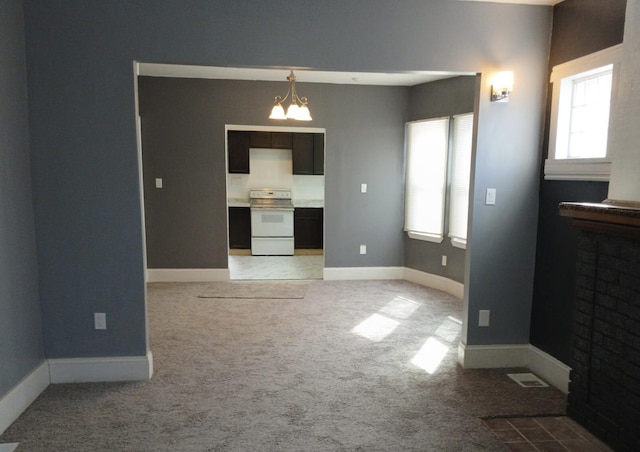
[136,63,472,87]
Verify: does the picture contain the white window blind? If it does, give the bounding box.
[404,118,449,241]
[448,113,474,245]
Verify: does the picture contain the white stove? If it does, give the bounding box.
[249,189,294,256]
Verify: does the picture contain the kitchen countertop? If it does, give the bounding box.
[227,198,324,208]
[294,199,324,208]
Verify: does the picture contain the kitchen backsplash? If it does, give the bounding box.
[227,147,324,201]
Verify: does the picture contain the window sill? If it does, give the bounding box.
[407,231,443,243]
[450,237,467,249]
[544,158,611,182]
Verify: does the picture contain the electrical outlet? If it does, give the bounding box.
[478,310,490,327]
[94,313,107,330]
[360,244,367,255]
[441,255,447,266]
[155,178,163,189]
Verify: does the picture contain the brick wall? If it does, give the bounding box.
[568,231,640,450]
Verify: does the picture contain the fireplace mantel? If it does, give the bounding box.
[559,201,640,239]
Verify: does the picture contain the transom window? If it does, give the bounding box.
[545,44,622,181]
[559,66,612,159]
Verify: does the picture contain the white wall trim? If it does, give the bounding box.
[527,345,571,394]
[323,266,404,280]
[403,268,464,299]
[458,342,529,369]
[457,342,571,394]
[48,352,153,384]
[146,268,230,283]
[0,360,50,435]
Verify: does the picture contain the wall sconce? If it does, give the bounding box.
[490,71,514,103]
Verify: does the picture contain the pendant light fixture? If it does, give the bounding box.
[269,70,312,121]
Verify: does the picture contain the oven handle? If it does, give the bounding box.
[250,207,295,211]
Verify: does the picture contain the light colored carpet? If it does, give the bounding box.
[198,281,307,299]
[0,280,566,451]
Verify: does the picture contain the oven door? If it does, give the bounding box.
[250,208,294,237]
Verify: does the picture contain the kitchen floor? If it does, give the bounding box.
[228,254,323,280]
[483,416,612,451]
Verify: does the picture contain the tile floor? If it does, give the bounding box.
[483,416,612,451]
[228,254,323,280]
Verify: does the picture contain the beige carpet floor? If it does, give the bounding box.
[0,280,567,451]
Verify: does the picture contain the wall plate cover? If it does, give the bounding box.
[485,188,496,205]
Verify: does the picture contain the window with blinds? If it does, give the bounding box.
[448,113,474,247]
[404,118,449,242]
[404,113,474,247]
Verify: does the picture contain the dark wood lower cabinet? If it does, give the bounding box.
[228,207,251,249]
[294,208,323,249]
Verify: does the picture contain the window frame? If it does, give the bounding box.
[544,44,623,181]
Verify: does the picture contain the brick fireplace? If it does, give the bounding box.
[559,201,640,451]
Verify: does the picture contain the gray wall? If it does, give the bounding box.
[0,0,45,396]
[530,0,626,363]
[22,0,552,358]
[404,76,477,284]
[139,77,407,269]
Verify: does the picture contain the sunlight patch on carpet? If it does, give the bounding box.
[434,316,462,343]
[379,296,421,319]
[411,337,449,374]
[351,313,400,342]
[0,444,19,452]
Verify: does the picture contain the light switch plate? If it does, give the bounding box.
[155,178,163,189]
[94,313,107,330]
[361,183,367,193]
[485,188,496,205]
[478,310,490,327]
[360,244,367,254]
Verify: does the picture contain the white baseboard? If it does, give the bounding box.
[48,352,153,384]
[323,266,404,280]
[403,268,464,299]
[0,361,50,435]
[527,345,571,394]
[458,342,529,368]
[146,268,230,283]
[457,342,570,394]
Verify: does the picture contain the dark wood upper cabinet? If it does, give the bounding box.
[249,131,272,148]
[313,133,325,175]
[292,133,315,175]
[228,130,323,175]
[271,132,293,149]
[292,132,324,175]
[227,131,250,174]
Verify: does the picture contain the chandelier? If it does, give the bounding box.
[269,70,312,121]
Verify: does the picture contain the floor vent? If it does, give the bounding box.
[507,372,549,388]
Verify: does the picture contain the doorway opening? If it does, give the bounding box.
[226,125,325,281]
